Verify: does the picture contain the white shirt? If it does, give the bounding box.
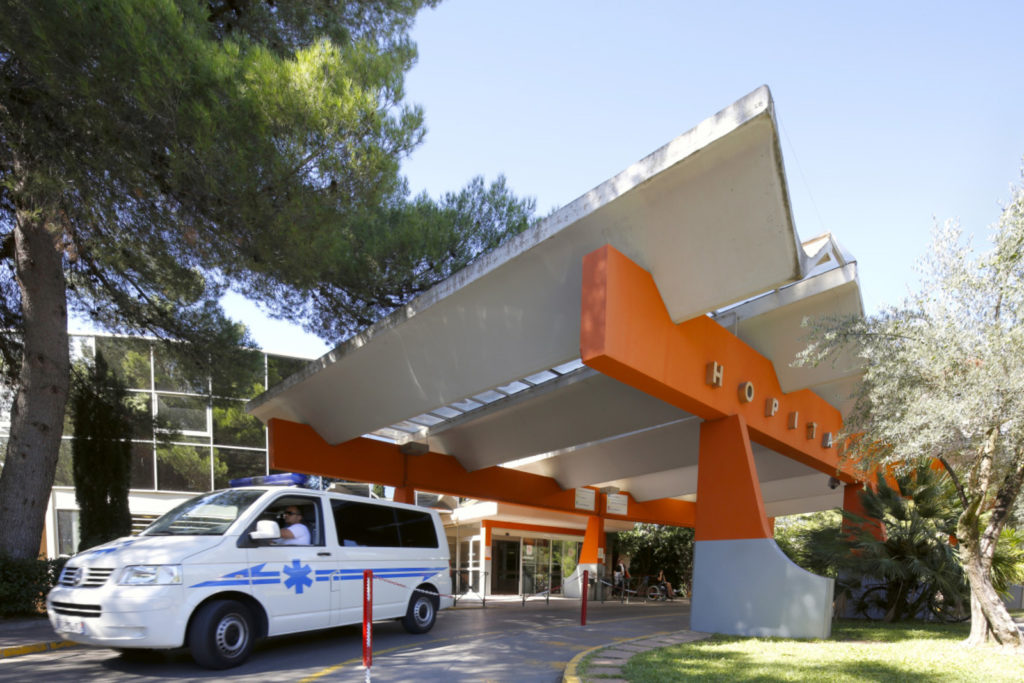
[277,522,311,545]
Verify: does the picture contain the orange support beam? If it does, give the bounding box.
[603,493,696,527]
[580,244,854,482]
[268,418,696,526]
[695,415,772,541]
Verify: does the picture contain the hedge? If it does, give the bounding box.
[0,555,67,617]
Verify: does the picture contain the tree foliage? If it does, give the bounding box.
[614,523,694,593]
[774,509,842,578]
[815,465,968,623]
[0,1,533,558]
[70,353,135,551]
[799,175,1024,646]
[781,465,1024,624]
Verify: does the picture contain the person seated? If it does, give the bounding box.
[276,506,311,545]
[656,569,676,599]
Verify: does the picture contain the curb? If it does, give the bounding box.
[0,639,79,660]
[562,630,675,683]
[562,629,712,682]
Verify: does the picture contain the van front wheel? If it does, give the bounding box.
[188,599,255,669]
[401,590,437,634]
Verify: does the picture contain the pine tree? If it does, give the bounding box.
[0,1,532,558]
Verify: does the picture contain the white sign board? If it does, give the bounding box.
[574,487,596,511]
[606,493,629,516]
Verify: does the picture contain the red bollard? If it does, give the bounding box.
[363,570,373,676]
[581,569,588,626]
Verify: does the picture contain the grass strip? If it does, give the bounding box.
[582,620,1024,681]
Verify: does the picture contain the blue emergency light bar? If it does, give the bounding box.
[229,472,309,488]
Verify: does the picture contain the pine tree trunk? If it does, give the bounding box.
[0,210,70,560]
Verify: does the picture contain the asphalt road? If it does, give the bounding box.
[0,598,691,682]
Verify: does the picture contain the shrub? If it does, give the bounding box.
[0,554,67,616]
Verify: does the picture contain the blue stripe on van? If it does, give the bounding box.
[314,567,446,582]
[191,563,446,588]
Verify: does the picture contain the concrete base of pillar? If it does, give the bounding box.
[691,538,833,639]
[563,563,601,599]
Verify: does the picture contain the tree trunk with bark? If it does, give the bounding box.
[0,210,70,560]
[959,506,1024,648]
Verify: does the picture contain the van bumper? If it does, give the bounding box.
[46,585,189,649]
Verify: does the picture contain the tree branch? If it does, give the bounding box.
[937,455,969,509]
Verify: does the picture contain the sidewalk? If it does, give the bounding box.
[0,615,78,659]
[562,630,710,683]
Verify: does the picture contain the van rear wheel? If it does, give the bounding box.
[401,590,437,634]
[188,599,255,669]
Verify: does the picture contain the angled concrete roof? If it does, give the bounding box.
[249,86,863,518]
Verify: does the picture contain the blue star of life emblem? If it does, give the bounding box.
[282,559,313,594]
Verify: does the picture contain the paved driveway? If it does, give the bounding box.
[0,597,691,682]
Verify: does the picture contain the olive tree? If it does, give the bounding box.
[799,176,1024,647]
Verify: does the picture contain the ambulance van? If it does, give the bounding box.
[46,481,453,669]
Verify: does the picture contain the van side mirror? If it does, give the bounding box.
[250,519,282,541]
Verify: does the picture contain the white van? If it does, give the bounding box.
[46,484,453,669]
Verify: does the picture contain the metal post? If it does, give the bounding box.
[581,569,589,626]
[362,569,373,681]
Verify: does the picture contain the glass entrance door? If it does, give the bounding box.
[491,539,520,594]
[522,539,550,596]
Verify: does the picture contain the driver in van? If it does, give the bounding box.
[276,506,311,545]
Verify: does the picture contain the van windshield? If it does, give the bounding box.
[142,490,265,536]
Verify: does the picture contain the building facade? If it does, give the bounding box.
[0,334,308,558]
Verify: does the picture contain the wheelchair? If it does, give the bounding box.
[647,580,671,601]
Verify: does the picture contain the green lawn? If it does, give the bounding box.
[583,621,1024,682]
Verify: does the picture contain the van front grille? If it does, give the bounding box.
[50,601,101,618]
[59,566,115,588]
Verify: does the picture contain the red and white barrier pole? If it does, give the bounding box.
[581,569,589,626]
[363,569,373,681]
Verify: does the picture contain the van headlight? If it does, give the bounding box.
[119,565,183,585]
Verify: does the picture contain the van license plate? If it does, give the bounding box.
[55,617,86,635]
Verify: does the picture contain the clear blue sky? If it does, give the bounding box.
[229,0,1024,358]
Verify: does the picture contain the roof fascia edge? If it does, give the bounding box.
[248,85,789,416]
[715,262,862,326]
[763,88,807,284]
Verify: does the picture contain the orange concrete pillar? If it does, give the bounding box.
[692,414,834,638]
[565,515,605,600]
[695,415,771,541]
[579,515,605,564]
[842,482,885,541]
[392,486,415,505]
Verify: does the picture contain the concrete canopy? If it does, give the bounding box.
[248,85,863,518]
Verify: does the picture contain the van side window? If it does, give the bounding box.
[262,497,322,546]
[393,508,438,548]
[331,500,437,548]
